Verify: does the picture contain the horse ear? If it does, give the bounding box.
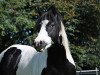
[49,6,58,16]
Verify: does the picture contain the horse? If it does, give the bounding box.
[0,6,76,75]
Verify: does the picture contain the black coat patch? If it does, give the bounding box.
[42,44,76,75]
[0,47,21,75]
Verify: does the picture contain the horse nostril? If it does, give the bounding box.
[40,41,42,45]
[34,41,43,47]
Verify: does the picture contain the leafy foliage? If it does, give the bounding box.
[0,0,100,70]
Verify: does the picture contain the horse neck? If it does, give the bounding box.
[59,22,75,66]
[47,43,67,65]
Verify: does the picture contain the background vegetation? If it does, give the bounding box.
[0,0,100,70]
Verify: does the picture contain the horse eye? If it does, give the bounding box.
[51,22,54,25]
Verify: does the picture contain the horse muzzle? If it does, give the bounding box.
[34,41,47,52]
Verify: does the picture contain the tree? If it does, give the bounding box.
[0,0,36,51]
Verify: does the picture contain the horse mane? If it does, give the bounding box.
[60,22,75,66]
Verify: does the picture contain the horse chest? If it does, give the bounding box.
[42,57,76,75]
[41,44,76,75]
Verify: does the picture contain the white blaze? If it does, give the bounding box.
[34,20,52,49]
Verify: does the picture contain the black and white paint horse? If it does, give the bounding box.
[0,6,76,75]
